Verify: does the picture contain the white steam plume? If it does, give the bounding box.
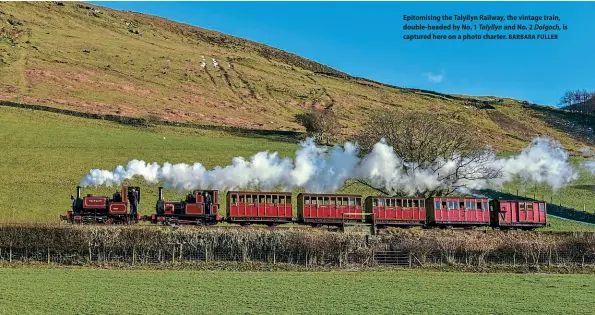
[80,139,360,193]
[578,147,595,174]
[582,160,595,175]
[491,137,578,191]
[80,137,579,194]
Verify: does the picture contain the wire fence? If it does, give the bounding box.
[2,244,595,268]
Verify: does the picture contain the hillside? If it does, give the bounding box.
[0,1,594,152]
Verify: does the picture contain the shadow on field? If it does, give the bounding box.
[571,185,595,191]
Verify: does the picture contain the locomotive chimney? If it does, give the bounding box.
[158,187,163,201]
[76,186,81,199]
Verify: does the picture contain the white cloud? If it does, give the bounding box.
[424,70,445,83]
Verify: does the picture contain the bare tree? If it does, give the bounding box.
[353,110,501,198]
[295,106,340,145]
[559,89,595,114]
[558,90,574,108]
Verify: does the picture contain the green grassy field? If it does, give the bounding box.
[2,106,595,232]
[0,267,593,314]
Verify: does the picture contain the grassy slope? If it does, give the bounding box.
[0,268,594,314]
[0,1,593,153]
[1,106,594,232]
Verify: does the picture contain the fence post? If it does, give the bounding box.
[179,243,183,262]
[408,252,412,268]
[47,247,50,264]
[172,245,175,264]
[132,247,136,265]
[9,245,12,263]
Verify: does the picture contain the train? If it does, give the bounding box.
[61,185,548,230]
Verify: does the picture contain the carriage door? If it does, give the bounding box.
[499,202,509,223]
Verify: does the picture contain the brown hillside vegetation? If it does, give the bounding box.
[0,2,593,152]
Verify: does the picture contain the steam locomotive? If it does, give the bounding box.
[61,185,549,230]
[60,186,142,224]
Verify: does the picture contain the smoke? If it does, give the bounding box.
[578,147,595,174]
[80,138,360,193]
[582,160,595,175]
[491,137,579,191]
[80,136,579,195]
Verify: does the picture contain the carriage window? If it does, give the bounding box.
[272,196,278,204]
[331,197,336,205]
[378,199,384,206]
[442,201,447,209]
[239,195,245,203]
[280,196,285,204]
[407,200,412,207]
[539,203,545,211]
[356,198,361,206]
[413,200,419,207]
[373,199,378,207]
[476,202,482,210]
[232,195,237,203]
[519,203,525,211]
[459,201,465,209]
[267,196,272,203]
[527,203,534,211]
[420,200,425,207]
[435,201,441,209]
[259,196,265,204]
[349,198,355,205]
[305,197,310,205]
[484,202,488,210]
[287,196,291,204]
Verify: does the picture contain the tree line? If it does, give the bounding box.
[558,89,595,114]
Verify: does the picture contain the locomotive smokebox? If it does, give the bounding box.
[76,186,81,199]
[158,187,163,201]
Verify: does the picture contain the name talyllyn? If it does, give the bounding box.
[454,14,505,22]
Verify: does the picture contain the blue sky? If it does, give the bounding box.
[89,1,594,106]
